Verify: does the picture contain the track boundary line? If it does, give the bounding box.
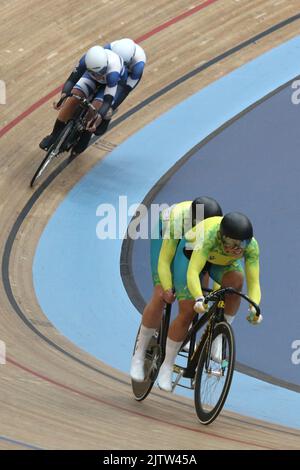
[6,356,274,450]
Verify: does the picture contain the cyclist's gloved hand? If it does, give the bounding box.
[162,289,176,304]
[247,306,263,325]
[194,297,206,314]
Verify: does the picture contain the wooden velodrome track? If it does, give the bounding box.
[1,0,300,450]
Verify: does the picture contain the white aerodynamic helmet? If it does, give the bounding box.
[112,38,136,65]
[85,46,108,74]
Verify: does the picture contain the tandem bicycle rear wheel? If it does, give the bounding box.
[131,329,161,401]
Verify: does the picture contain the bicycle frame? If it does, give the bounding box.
[160,287,260,388]
[181,297,224,380]
[156,302,172,365]
[59,95,96,151]
[30,93,98,188]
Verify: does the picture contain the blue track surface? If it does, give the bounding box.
[33,36,300,428]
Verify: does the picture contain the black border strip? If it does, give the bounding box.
[120,76,300,394]
[2,14,300,391]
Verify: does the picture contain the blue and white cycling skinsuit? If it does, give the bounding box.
[105,41,146,90]
[73,49,125,106]
[56,41,146,150]
[67,42,146,110]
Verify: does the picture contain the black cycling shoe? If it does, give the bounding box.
[71,131,91,156]
[39,134,54,150]
[94,119,110,136]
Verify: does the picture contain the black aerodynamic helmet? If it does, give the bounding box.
[191,196,223,225]
[220,212,253,241]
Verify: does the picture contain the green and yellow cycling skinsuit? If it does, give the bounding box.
[151,201,193,287]
[173,216,261,303]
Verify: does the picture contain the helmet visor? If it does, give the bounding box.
[88,66,107,79]
[222,236,251,250]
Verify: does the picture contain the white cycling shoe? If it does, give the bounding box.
[211,334,223,363]
[157,364,173,392]
[130,355,145,382]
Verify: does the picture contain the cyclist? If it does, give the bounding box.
[39,45,123,154]
[39,39,145,156]
[98,38,146,137]
[130,196,223,382]
[157,212,262,392]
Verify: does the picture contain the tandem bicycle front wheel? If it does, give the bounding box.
[194,321,235,425]
[30,121,74,187]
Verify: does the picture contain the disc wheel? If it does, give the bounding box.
[131,331,161,401]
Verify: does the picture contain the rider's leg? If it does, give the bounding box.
[210,263,244,319]
[182,270,210,352]
[142,285,166,329]
[222,270,244,316]
[57,89,84,121]
[210,267,244,362]
[168,299,196,341]
[156,247,194,390]
[71,99,106,156]
[39,89,85,150]
[92,81,119,137]
[130,220,165,382]
[157,299,195,392]
[130,285,165,382]
[137,219,165,329]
